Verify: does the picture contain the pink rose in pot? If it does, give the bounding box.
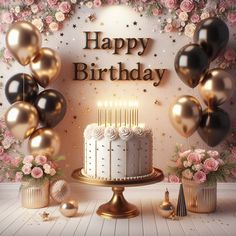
[193,170,206,183]
[35,155,47,165]
[187,152,202,164]
[180,0,195,12]
[22,165,31,175]
[31,167,43,179]
[204,158,219,172]
[168,174,180,183]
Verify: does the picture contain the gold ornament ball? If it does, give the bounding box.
[60,200,78,217]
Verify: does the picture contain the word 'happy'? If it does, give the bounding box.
[73,32,166,83]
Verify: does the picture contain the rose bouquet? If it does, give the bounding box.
[168,145,236,184]
[13,154,63,184]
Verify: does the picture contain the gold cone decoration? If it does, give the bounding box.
[176,183,187,217]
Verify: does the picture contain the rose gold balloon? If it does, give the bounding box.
[199,68,234,108]
[28,128,60,157]
[30,48,61,88]
[5,101,38,140]
[6,21,42,66]
[169,95,202,138]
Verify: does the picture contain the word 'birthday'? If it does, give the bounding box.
[83,31,150,55]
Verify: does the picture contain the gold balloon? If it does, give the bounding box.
[169,95,202,138]
[60,200,78,217]
[6,21,42,66]
[199,68,234,108]
[28,128,60,157]
[30,48,61,88]
[5,101,38,140]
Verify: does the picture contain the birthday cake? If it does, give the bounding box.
[82,101,153,180]
[82,124,153,180]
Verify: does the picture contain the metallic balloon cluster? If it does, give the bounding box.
[4,21,67,158]
[170,17,233,147]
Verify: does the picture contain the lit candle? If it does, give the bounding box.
[115,101,118,127]
[97,101,102,126]
[104,101,108,127]
[109,101,112,126]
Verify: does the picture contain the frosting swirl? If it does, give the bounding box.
[133,126,145,137]
[104,126,119,141]
[92,126,105,140]
[119,126,133,141]
[84,124,96,139]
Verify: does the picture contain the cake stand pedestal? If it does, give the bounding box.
[72,167,164,219]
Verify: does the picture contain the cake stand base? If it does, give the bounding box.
[72,167,164,219]
[97,187,139,219]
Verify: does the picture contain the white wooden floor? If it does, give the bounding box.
[0,183,236,236]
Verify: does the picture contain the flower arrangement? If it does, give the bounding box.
[14,154,62,183]
[216,47,236,69]
[168,145,236,184]
[0,118,22,182]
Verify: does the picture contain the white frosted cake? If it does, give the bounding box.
[82,124,153,180]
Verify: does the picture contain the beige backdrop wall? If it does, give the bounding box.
[0,6,235,180]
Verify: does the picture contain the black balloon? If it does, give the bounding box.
[5,73,38,104]
[194,17,229,61]
[175,44,209,88]
[198,108,230,147]
[35,89,67,128]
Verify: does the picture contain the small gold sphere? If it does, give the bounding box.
[59,200,78,217]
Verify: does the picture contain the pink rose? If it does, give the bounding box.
[193,171,206,183]
[58,1,71,13]
[35,155,47,165]
[21,11,32,18]
[204,157,219,172]
[24,0,34,5]
[47,0,58,6]
[190,14,200,23]
[180,0,195,12]
[31,167,43,179]
[168,175,180,183]
[224,48,236,61]
[187,152,202,164]
[2,154,12,164]
[11,156,22,167]
[165,0,178,9]
[152,8,162,16]
[15,172,23,182]
[227,12,236,24]
[93,0,102,7]
[164,23,173,32]
[22,165,32,175]
[45,15,53,24]
[1,12,14,24]
[23,155,34,164]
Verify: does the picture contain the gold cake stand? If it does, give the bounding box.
[72,167,164,219]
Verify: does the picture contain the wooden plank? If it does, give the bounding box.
[73,200,97,236]
[100,219,116,236]
[152,200,170,236]
[0,200,21,222]
[141,200,158,236]
[84,201,104,236]
[0,208,40,236]
[129,200,143,236]
[59,200,90,235]
[114,219,129,236]
[15,206,58,236]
